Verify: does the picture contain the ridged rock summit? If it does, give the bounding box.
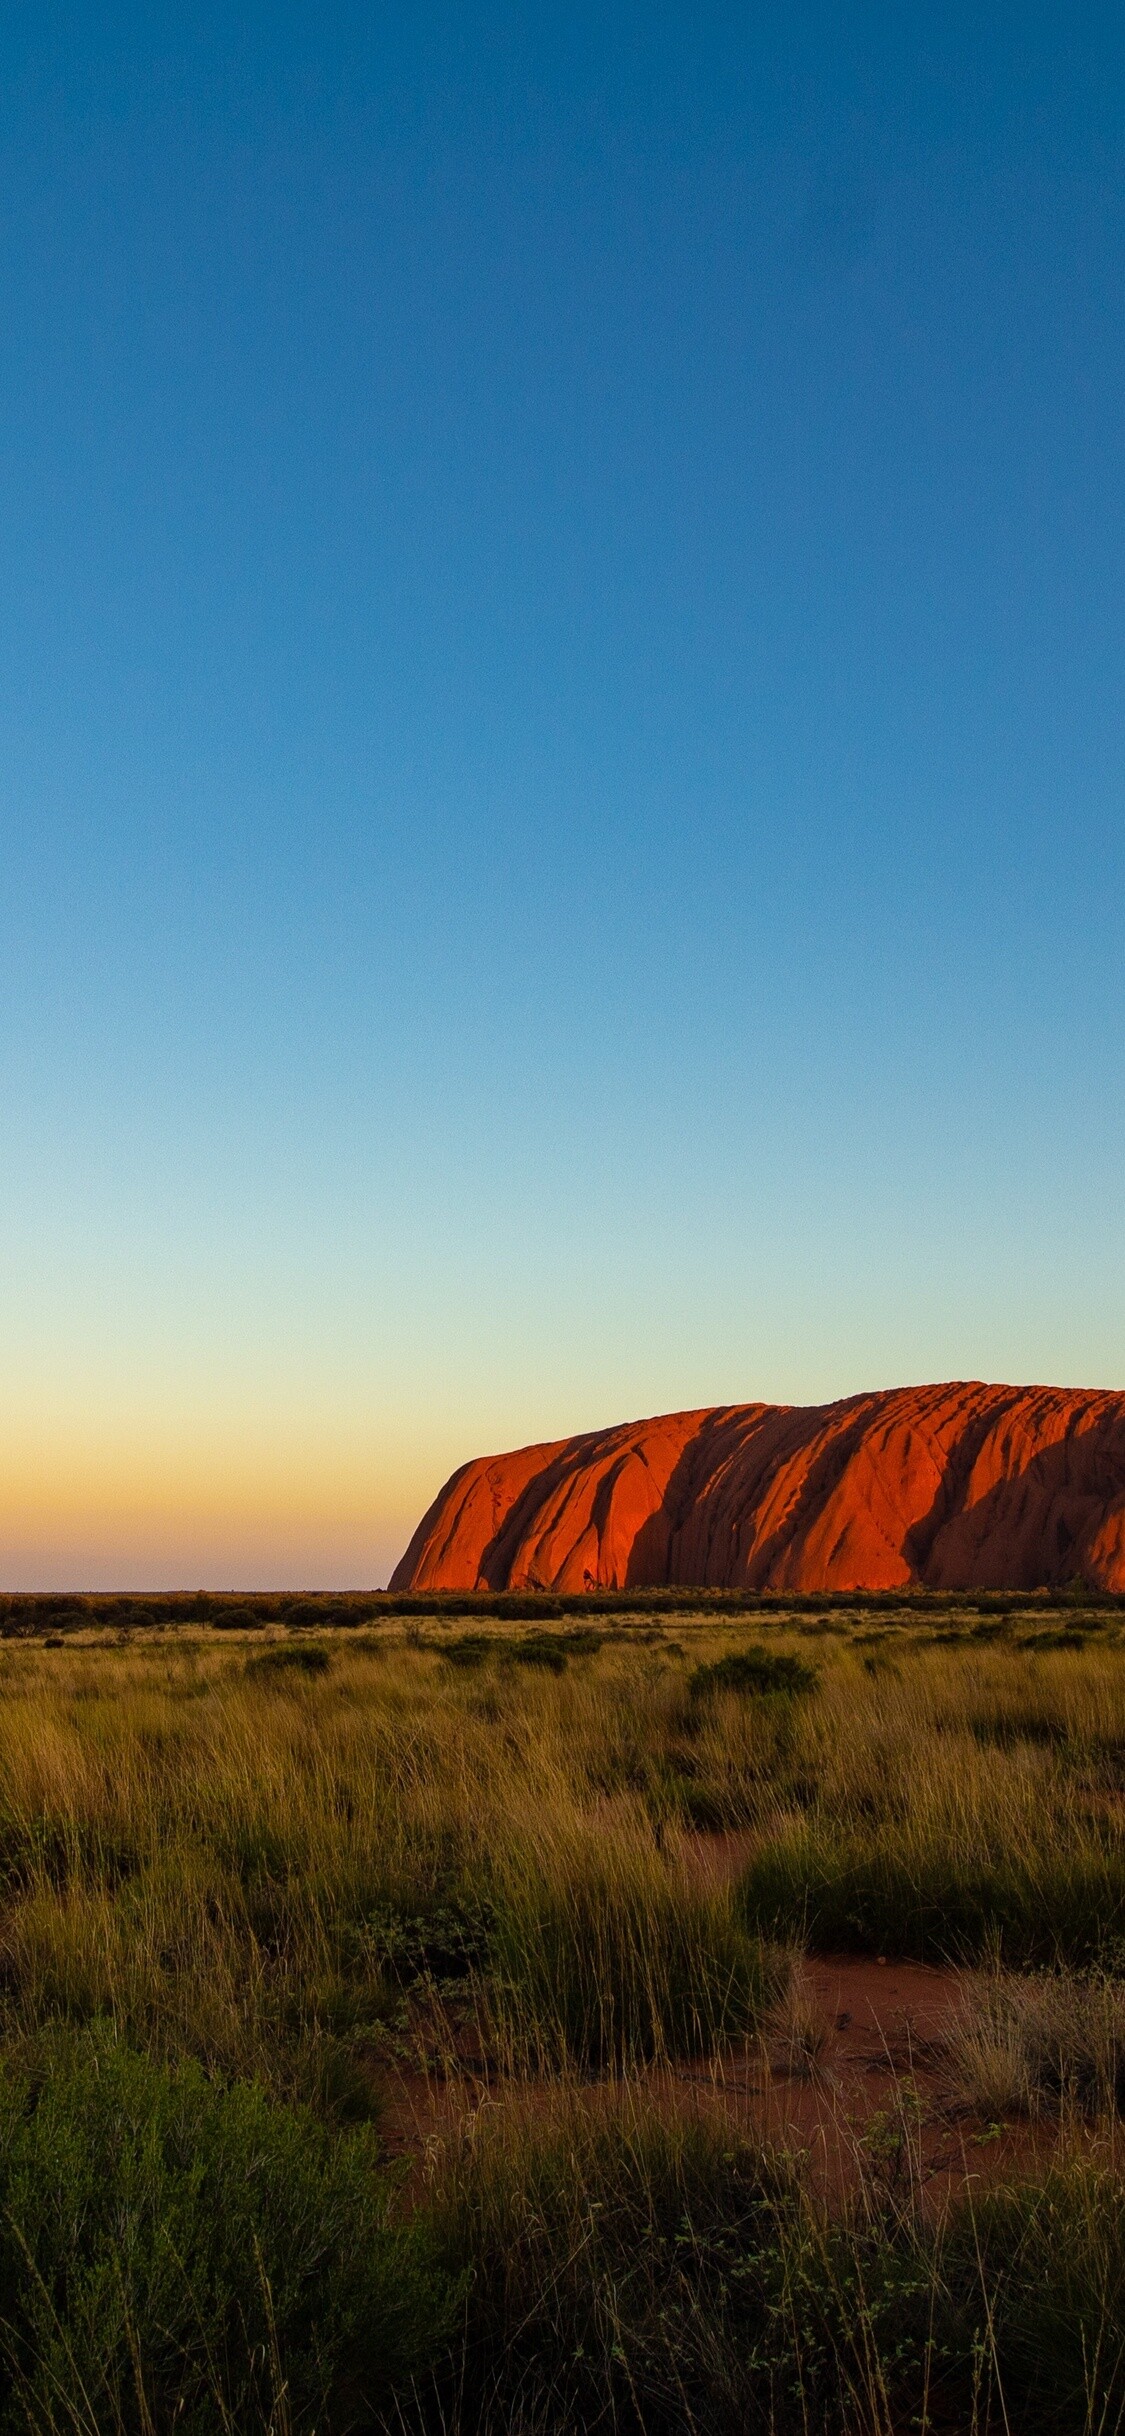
[391,1384,1125,1595]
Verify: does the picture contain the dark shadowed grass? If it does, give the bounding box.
[410,2086,1125,2436]
[736,1818,1125,1965]
[2,2041,1106,2436]
[415,2090,930,2436]
[0,2009,1117,2436]
[941,2159,1125,2435]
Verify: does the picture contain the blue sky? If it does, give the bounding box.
[2,3,1124,1584]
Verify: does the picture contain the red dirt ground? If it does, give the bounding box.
[380,1953,1051,2203]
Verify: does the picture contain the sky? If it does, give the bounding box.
[2,3,1124,1587]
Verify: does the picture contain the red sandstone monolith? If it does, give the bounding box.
[390,1384,1125,1594]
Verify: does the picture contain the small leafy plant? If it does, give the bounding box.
[246,1641,331,1677]
[689,1647,818,1702]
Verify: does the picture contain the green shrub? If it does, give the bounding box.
[506,1634,569,1672]
[689,1648,818,1702]
[245,1641,331,1678]
[0,2029,451,2433]
[210,1606,265,1633]
[363,1893,494,1990]
[438,1635,497,1667]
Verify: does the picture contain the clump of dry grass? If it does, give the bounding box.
[948,1965,1125,2121]
[486,1816,780,2069]
[764,1955,833,2081]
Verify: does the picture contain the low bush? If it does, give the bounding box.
[688,1648,818,1702]
[364,1892,494,1992]
[437,1629,604,1675]
[0,2028,451,2433]
[245,1641,331,1678]
[506,1634,569,1672]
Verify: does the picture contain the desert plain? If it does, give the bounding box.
[0,1575,1123,2431]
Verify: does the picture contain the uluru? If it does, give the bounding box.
[391,1383,1125,1595]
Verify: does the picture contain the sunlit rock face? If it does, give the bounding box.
[390,1385,1125,1594]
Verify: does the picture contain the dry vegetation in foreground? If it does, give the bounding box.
[0,1605,1122,2427]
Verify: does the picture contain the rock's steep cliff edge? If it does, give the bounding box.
[390,1384,1125,1594]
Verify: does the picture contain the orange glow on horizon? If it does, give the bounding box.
[0,1414,437,1589]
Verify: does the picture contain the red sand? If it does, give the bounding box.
[391,1382,1125,1594]
[380,1954,1049,2204]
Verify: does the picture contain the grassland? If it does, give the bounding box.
[0,1598,1122,2427]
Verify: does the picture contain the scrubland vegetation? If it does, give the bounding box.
[0,1602,1123,2426]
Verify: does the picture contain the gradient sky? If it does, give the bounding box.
[2,3,1124,1586]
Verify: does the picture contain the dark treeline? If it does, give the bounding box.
[0,1581,1119,1633]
